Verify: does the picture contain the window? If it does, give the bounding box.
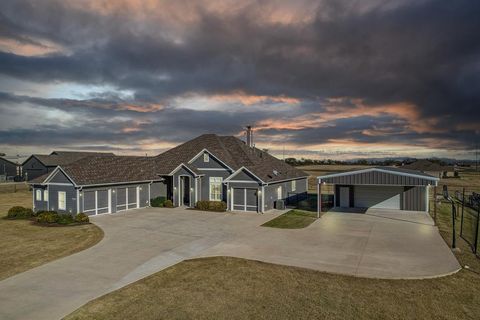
[209,177,223,201]
[58,191,66,210]
[36,189,42,201]
[277,186,282,199]
[203,153,210,162]
[292,180,296,192]
[43,190,48,202]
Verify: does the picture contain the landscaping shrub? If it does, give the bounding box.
[7,206,34,219]
[57,214,75,225]
[195,201,227,212]
[163,200,174,208]
[75,213,89,223]
[150,196,166,207]
[36,211,59,224]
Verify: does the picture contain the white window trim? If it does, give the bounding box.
[204,153,210,162]
[58,191,66,210]
[209,177,223,201]
[36,189,42,201]
[292,180,296,192]
[43,190,48,202]
[277,186,282,199]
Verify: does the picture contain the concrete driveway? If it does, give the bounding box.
[200,208,461,278]
[0,207,460,320]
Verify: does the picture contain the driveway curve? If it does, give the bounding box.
[0,207,460,320]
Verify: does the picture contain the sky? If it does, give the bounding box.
[0,0,479,161]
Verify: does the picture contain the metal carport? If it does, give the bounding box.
[317,167,439,215]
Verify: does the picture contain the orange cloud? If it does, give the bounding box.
[0,37,66,56]
[255,98,444,135]
[210,91,300,106]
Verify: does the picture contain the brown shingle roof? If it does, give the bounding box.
[27,151,114,167]
[60,155,160,186]
[154,134,308,183]
[31,135,307,186]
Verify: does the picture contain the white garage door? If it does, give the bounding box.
[354,186,402,210]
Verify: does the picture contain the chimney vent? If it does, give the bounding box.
[245,126,254,147]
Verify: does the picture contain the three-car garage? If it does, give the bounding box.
[318,167,439,213]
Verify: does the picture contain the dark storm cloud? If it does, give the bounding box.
[0,0,479,155]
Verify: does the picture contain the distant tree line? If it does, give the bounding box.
[284,157,441,167]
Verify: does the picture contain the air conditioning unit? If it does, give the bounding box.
[275,200,285,210]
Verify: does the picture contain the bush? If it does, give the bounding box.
[150,196,166,207]
[164,199,174,208]
[7,206,34,219]
[36,211,59,224]
[195,201,227,212]
[57,214,75,225]
[75,213,89,223]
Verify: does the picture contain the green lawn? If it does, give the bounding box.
[261,209,318,229]
[0,190,104,280]
[65,191,480,320]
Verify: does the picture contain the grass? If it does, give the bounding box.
[65,255,480,320]
[0,190,104,280]
[261,209,318,229]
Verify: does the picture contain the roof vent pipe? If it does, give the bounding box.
[246,126,254,148]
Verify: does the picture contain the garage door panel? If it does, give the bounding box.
[128,187,137,207]
[233,189,245,206]
[97,190,108,209]
[83,191,96,214]
[233,188,258,212]
[355,186,402,210]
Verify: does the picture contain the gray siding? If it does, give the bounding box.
[321,171,433,186]
[403,186,427,211]
[33,186,48,211]
[150,181,168,199]
[190,151,231,170]
[230,169,261,182]
[0,158,18,178]
[22,157,49,181]
[48,184,77,214]
[198,171,231,202]
[264,178,308,211]
[49,170,73,184]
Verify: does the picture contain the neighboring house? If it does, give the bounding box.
[317,167,439,213]
[30,133,309,215]
[400,159,457,178]
[0,157,18,181]
[22,151,115,181]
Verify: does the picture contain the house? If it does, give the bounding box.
[0,157,19,182]
[317,167,439,213]
[22,151,115,181]
[400,159,457,178]
[29,132,309,215]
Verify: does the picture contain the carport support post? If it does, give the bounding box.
[433,186,437,225]
[317,181,321,218]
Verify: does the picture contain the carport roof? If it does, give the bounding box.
[317,166,439,186]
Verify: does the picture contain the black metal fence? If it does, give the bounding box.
[455,189,480,255]
[286,192,334,212]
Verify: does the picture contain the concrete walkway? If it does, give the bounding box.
[0,207,460,320]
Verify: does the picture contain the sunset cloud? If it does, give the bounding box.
[0,0,479,160]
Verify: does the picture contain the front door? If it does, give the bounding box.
[340,187,350,207]
[181,176,190,206]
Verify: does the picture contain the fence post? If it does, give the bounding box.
[475,204,480,254]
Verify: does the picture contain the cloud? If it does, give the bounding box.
[0,0,479,159]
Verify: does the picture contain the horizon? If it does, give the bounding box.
[1,0,479,161]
